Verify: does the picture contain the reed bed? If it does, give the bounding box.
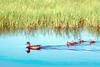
[0,0,100,34]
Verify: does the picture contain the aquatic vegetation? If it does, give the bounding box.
[0,0,100,29]
[0,0,100,36]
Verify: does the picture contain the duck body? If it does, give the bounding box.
[67,41,78,47]
[79,39,86,44]
[26,42,41,50]
[26,45,41,50]
[89,40,95,44]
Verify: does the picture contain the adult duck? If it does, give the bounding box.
[26,42,41,50]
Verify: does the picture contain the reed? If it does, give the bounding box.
[0,0,100,33]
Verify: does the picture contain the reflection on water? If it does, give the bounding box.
[0,28,100,67]
[0,26,100,38]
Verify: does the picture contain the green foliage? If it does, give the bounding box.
[0,0,100,29]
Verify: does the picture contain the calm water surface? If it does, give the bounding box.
[0,29,100,67]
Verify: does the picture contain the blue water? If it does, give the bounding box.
[0,30,100,67]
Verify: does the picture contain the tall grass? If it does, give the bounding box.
[0,0,100,30]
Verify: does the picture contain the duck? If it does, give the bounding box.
[67,41,78,47]
[89,40,95,45]
[26,42,41,50]
[79,39,86,44]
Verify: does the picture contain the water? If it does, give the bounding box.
[0,29,100,67]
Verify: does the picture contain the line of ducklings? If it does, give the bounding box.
[67,39,95,47]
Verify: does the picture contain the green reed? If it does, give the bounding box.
[0,0,100,32]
